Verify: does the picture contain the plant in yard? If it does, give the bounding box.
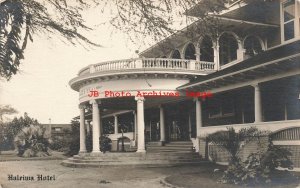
[207,126,294,186]
[14,124,52,157]
[100,135,111,153]
[207,126,265,165]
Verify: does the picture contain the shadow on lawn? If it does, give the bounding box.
[163,163,300,188]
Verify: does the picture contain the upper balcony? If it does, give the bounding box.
[78,58,215,77]
[69,58,215,91]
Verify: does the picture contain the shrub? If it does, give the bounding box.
[100,135,111,153]
[207,126,266,164]
[14,125,52,157]
[208,127,294,186]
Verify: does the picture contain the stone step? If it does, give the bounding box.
[64,139,204,168]
[73,154,200,161]
[166,143,193,145]
[68,157,202,164]
[61,160,208,168]
[147,146,193,151]
[146,148,192,152]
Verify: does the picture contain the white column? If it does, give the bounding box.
[213,42,220,70]
[114,115,118,134]
[237,48,246,61]
[135,97,146,152]
[195,98,203,137]
[90,99,101,153]
[195,46,200,61]
[133,111,137,141]
[86,120,91,135]
[253,83,263,123]
[159,105,166,143]
[79,105,86,153]
[188,113,192,139]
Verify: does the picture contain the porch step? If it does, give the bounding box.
[146,141,194,153]
[61,151,207,168]
[61,159,208,168]
[61,140,206,168]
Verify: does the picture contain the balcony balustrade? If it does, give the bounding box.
[78,58,215,76]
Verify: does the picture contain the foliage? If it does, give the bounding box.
[208,127,294,186]
[207,126,267,164]
[49,128,72,152]
[221,144,293,186]
[0,0,99,80]
[64,118,92,156]
[0,105,17,122]
[14,124,52,157]
[0,112,39,151]
[100,135,111,153]
[0,0,275,80]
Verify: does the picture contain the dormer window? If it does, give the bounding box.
[282,0,295,41]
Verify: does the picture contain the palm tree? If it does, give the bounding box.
[207,126,266,164]
[0,0,98,80]
[14,124,52,157]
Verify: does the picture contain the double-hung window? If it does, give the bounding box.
[282,0,296,41]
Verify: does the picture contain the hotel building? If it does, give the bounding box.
[68,0,300,167]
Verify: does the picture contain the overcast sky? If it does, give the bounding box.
[0,7,145,124]
[0,3,190,124]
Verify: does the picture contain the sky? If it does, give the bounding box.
[0,7,147,124]
[0,2,191,124]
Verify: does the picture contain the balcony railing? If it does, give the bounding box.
[78,58,215,76]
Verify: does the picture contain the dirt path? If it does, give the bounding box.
[0,160,168,188]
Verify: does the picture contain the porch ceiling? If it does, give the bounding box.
[79,96,188,120]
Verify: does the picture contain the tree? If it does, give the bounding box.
[14,124,51,157]
[207,126,266,164]
[0,0,99,80]
[0,112,39,150]
[207,127,294,186]
[1,0,273,80]
[0,104,17,122]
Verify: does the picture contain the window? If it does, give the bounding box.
[184,43,196,60]
[208,97,235,118]
[219,33,238,65]
[282,0,295,41]
[244,36,263,58]
[171,50,181,59]
[54,127,62,131]
[200,36,214,62]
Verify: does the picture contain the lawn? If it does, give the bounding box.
[0,155,299,188]
[0,160,166,188]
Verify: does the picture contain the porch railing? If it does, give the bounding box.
[78,58,215,76]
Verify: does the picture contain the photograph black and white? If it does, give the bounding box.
[1,0,300,187]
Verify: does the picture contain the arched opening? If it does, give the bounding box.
[171,50,181,59]
[200,36,214,62]
[184,43,196,60]
[243,36,263,58]
[219,33,239,65]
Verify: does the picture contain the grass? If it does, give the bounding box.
[0,152,299,188]
[164,163,300,188]
[0,150,66,161]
